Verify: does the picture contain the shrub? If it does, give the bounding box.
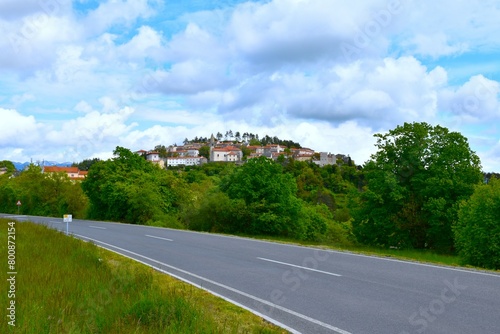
[454,178,500,269]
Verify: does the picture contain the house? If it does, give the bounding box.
[314,152,337,167]
[0,167,7,175]
[166,156,207,167]
[210,146,243,162]
[292,147,315,156]
[263,144,285,158]
[186,149,199,157]
[135,149,148,156]
[145,151,165,168]
[43,166,88,180]
[209,134,243,162]
[246,145,265,155]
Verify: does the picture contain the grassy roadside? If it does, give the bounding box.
[242,234,498,272]
[0,219,287,334]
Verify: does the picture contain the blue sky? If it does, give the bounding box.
[1,0,499,171]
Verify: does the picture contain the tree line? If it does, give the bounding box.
[0,122,498,269]
[184,131,302,148]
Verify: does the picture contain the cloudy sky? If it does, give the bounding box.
[1,0,499,171]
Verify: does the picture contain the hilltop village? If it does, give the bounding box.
[135,134,353,169]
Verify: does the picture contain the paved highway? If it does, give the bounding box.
[2,213,500,334]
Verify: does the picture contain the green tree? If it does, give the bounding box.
[350,122,482,251]
[220,157,303,237]
[72,158,101,171]
[454,178,500,269]
[82,147,187,224]
[154,145,168,158]
[240,145,252,160]
[199,145,210,159]
[0,160,16,173]
[0,164,88,217]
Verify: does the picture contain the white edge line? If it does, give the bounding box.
[258,257,342,277]
[145,234,173,242]
[73,233,352,334]
[88,226,106,229]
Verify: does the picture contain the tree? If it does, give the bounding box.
[219,157,303,237]
[0,164,88,217]
[350,122,482,251]
[454,177,500,269]
[154,145,168,158]
[72,158,101,171]
[0,160,16,173]
[82,147,187,224]
[199,146,210,159]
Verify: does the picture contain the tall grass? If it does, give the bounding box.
[0,219,286,333]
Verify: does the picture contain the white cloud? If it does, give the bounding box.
[1,0,500,171]
[155,60,233,94]
[118,25,163,61]
[439,75,500,121]
[11,93,35,106]
[82,0,155,35]
[406,33,468,58]
[0,108,41,147]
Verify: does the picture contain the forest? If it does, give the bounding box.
[1,122,499,269]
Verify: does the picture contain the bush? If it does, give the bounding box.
[454,178,500,269]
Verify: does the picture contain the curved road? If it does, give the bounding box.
[2,213,500,334]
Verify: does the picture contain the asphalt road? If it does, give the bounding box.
[2,213,500,334]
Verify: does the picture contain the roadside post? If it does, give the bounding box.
[63,214,72,235]
[16,200,21,214]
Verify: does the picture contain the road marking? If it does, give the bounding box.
[145,235,173,242]
[50,220,62,224]
[74,234,351,334]
[88,226,106,229]
[258,257,342,277]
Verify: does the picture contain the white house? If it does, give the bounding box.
[166,156,206,167]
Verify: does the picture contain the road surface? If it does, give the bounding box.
[2,213,499,334]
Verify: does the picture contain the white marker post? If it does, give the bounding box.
[63,214,72,235]
[16,200,21,215]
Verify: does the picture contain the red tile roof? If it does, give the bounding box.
[44,166,79,173]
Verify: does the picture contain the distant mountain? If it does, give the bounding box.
[13,161,73,171]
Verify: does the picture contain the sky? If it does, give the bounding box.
[0,0,499,171]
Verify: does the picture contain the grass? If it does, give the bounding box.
[0,219,287,334]
[243,233,469,269]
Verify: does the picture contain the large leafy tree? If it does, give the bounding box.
[351,122,482,251]
[72,158,101,171]
[0,160,16,173]
[82,147,187,224]
[454,178,500,269]
[219,156,303,237]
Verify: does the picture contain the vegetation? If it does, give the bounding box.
[0,160,16,174]
[350,122,483,252]
[0,164,88,218]
[71,158,101,171]
[82,147,187,225]
[184,131,301,148]
[0,219,285,333]
[1,122,498,269]
[454,177,500,269]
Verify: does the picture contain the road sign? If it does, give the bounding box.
[16,200,21,206]
[64,214,72,235]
